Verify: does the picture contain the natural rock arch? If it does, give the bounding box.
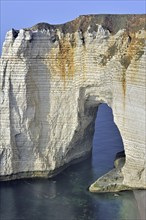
[0,15,145,191]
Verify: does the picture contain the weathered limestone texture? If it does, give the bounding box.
[0,15,146,190]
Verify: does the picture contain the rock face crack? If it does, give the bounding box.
[0,15,146,190]
[12,28,19,39]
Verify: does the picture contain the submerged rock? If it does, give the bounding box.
[0,15,146,191]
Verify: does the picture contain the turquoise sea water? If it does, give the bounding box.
[0,104,140,220]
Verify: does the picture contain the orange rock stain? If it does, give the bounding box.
[57,39,75,84]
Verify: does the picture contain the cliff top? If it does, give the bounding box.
[25,14,146,34]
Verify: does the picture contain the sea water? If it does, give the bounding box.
[0,104,140,220]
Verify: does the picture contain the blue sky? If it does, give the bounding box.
[0,0,145,54]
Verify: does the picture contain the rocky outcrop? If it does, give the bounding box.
[0,15,146,190]
[89,151,127,192]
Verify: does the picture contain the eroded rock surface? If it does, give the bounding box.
[0,15,146,190]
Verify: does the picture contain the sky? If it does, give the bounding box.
[0,0,145,54]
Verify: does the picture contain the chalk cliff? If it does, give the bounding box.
[0,15,146,190]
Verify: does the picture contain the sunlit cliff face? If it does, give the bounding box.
[0,15,146,190]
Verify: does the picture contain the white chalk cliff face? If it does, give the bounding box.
[0,15,146,190]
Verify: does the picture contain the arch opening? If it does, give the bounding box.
[89,103,125,192]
